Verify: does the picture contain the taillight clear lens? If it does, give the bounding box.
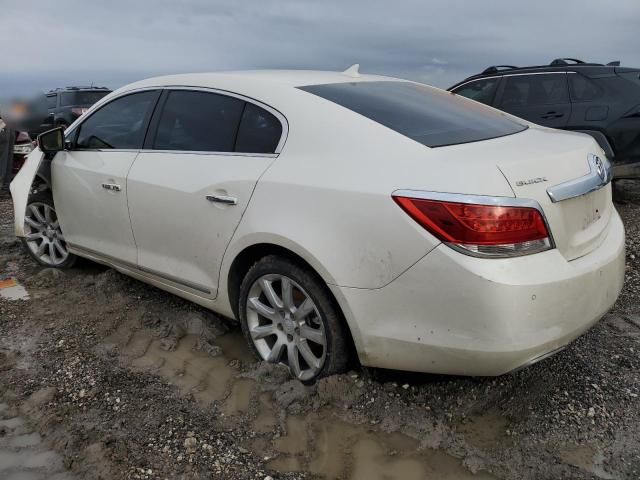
[393,195,552,257]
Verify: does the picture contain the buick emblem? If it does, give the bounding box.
[593,155,605,181]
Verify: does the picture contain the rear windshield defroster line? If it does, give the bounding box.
[299,81,527,148]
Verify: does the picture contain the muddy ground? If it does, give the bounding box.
[1,186,640,480]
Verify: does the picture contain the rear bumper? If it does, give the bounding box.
[333,210,625,376]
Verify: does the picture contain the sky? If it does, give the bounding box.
[1,0,639,98]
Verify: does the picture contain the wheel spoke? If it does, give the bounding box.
[287,343,302,378]
[44,205,54,224]
[29,205,46,224]
[294,297,315,321]
[248,297,280,322]
[299,325,325,346]
[250,323,276,340]
[260,278,283,309]
[281,277,294,311]
[25,232,42,242]
[297,340,321,369]
[52,239,67,257]
[25,216,44,231]
[36,240,48,256]
[266,338,285,362]
[48,242,59,263]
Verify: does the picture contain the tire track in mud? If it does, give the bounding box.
[98,315,496,479]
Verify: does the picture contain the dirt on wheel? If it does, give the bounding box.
[1,185,640,479]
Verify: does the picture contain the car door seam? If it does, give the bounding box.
[124,151,142,263]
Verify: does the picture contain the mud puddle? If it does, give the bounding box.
[268,412,495,479]
[102,319,496,479]
[106,322,254,409]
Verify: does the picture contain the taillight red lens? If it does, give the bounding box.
[393,195,551,257]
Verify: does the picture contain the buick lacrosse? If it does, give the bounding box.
[10,67,625,382]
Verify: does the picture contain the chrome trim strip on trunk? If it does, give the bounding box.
[546,154,612,203]
[68,244,212,295]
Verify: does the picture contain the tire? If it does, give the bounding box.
[21,190,77,268]
[238,255,349,383]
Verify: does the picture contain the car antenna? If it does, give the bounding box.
[343,64,360,78]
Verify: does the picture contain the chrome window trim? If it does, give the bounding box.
[452,71,574,93]
[65,85,289,155]
[546,154,613,203]
[69,148,277,158]
[63,86,160,141]
[140,150,277,158]
[391,189,556,255]
[160,85,289,154]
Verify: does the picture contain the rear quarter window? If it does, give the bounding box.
[234,103,283,154]
[299,81,526,148]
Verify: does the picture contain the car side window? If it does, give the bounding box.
[452,78,500,105]
[75,91,158,149]
[569,73,602,102]
[153,90,245,152]
[500,74,569,107]
[46,95,57,109]
[234,103,283,153]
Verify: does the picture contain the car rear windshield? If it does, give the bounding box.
[299,81,527,148]
[60,90,110,107]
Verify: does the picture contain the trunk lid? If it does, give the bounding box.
[495,127,612,261]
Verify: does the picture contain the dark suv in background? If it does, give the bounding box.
[44,86,111,130]
[449,59,640,179]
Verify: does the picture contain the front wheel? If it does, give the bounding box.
[21,190,76,268]
[238,255,349,383]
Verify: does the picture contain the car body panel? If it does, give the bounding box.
[127,151,276,297]
[51,149,139,264]
[336,209,624,374]
[9,148,45,237]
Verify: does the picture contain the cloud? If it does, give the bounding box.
[0,0,638,97]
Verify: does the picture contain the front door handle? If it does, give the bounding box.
[101,183,121,192]
[206,194,237,205]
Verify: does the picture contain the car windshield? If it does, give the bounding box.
[60,90,110,107]
[299,81,527,148]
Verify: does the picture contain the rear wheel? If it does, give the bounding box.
[22,190,76,268]
[238,255,349,383]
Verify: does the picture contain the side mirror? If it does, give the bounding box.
[37,127,65,155]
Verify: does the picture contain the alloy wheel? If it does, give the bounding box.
[23,202,70,266]
[246,274,327,381]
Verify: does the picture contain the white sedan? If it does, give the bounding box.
[10,67,625,382]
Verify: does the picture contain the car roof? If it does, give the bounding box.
[115,69,405,99]
[448,61,637,90]
[48,86,111,94]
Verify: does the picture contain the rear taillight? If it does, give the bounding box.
[393,194,552,257]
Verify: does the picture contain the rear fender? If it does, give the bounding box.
[9,148,50,237]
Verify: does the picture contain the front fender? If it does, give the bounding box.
[9,148,46,237]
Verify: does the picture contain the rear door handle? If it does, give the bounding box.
[541,111,564,119]
[206,194,237,205]
[101,183,121,192]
